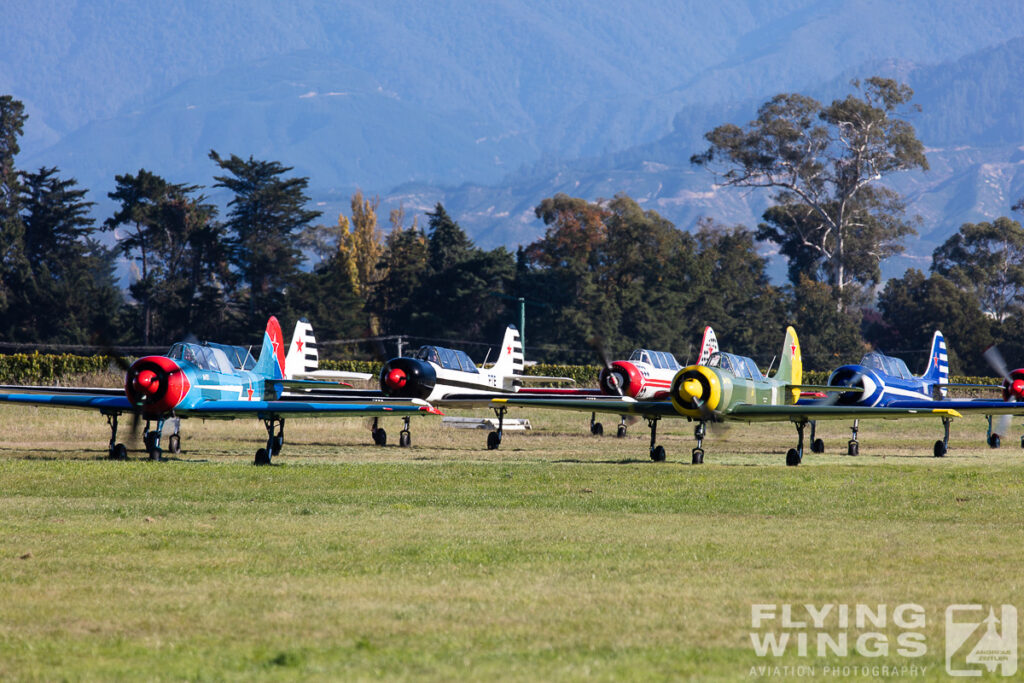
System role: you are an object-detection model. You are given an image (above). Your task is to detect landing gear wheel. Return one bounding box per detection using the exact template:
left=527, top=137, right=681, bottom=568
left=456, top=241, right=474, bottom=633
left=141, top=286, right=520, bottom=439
left=399, top=431, right=411, bottom=448
left=988, top=434, right=1001, bottom=449
left=167, top=434, right=181, bottom=455
left=254, top=448, right=271, bottom=466
left=691, top=448, right=704, bottom=465
left=591, top=422, right=603, bottom=436
left=786, top=448, right=801, bottom=466
left=650, top=445, right=666, bottom=462
left=109, top=443, right=127, bottom=460
left=148, top=447, right=163, bottom=461
left=1021, top=435, right=1024, bottom=449
left=847, top=440, right=859, bottom=456
left=933, top=440, right=947, bottom=458
left=271, top=435, right=284, bottom=456
left=144, top=432, right=157, bottom=451
left=811, top=438, right=825, bottom=454
left=372, top=428, right=387, bottom=447
left=616, top=424, right=627, bottom=438
left=487, top=431, right=500, bottom=450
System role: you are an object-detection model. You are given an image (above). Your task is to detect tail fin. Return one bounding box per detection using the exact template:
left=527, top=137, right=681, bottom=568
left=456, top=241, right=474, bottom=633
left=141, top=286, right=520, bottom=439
left=285, top=317, right=318, bottom=378
left=920, top=330, right=949, bottom=397
left=490, top=325, right=525, bottom=376
left=775, top=326, right=802, bottom=403
left=253, top=316, right=286, bottom=380
left=697, top=326, right=719, bottom=365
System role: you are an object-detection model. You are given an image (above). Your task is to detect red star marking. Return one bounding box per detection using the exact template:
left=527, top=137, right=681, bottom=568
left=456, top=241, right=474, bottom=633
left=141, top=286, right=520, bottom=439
left=247, top=383, right=254, bottom=400
left=296, top=339, right=303, bottom=352
left=791, top=344, right=797, bottom=356
left=934, top=356, right=939, bottom=367
left=507, top=345, right=512, bottom=354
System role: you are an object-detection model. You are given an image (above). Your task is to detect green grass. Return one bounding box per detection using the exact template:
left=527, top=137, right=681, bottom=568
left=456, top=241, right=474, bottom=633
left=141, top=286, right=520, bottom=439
left=1, top=406, right=1023, bottom=680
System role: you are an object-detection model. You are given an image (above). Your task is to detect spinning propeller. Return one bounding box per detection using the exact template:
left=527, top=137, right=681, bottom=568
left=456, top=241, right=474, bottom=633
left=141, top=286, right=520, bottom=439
left=589, top=336, right=626, bottom=397
left=983, top=345, right=1023, bottom=441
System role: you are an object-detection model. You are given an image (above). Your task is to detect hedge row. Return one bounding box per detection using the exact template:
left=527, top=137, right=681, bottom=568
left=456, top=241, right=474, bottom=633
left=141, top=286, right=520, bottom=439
left=0, top=353, right=117, bottom=384
left=0, top=354, right=1001, bottom=392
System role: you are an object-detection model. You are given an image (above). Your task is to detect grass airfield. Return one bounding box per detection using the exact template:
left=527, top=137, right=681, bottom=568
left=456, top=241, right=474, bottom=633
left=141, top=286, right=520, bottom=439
left=1, top=404, right=1023, bottom=681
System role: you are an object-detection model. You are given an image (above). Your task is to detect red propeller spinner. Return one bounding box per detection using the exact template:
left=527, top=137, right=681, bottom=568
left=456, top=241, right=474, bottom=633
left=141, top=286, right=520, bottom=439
left=124, top=356, right=190, bottom=415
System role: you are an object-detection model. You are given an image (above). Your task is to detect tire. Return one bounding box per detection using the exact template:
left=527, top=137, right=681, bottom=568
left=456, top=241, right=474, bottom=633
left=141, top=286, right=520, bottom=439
left=272, top=435, right=284, bottom=456
left=109, top=443, right=128, bottom=460
left=616, top=425, right=627, bottom=438
left=167, top=434, right=181, bottom=454
left=847, top=440, right=859, bottom=457
left=487, top=431, right=500, bottom=450
left=254, top=448, right=271, bottom=465
left=591, top=422, right=603, bottom=436
left=144, top=432, right=157, bottom=451
left=988, top=434, right=1001, bottom=449
left=811, top=438, right=824, bottom=454
left=650, top=445, right=666, bottom=462
left=933, top=440, right=946, bottom=458
left=691, top=448, right=704, bottom=465
left=399, top=431, right=411, bottom=448
left=1021, top=435, right=1024, bottom=449
left=373, top=429, right=387, bottom=447
left=786, top=448, right=801, bottom=466
left=148, top=447, right=163, bottom=461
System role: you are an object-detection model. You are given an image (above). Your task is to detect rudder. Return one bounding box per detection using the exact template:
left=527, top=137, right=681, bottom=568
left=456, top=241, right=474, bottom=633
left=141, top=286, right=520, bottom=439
left=491, top=325, right=524, bottom=376
left=285, top=318, right=318, bottom=378
left=774, top=326, right=802, bottom=403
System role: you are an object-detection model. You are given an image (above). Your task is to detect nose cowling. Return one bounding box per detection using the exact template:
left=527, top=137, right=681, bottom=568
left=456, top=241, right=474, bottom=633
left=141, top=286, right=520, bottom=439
left=670, top=365, right=722, bottom=417
left=124, top=356, right=190, bottom=416
left=379, top=358, right=436, bottom=399
left=1004, top=371, right=1024, bottom=401
left=828, top=365, right=882, bottom=406
left=598, top=361, right=643, bottom=397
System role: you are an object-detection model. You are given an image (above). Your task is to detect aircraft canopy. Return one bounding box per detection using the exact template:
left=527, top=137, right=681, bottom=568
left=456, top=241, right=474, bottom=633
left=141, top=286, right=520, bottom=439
left=859, top=351, right=914, bottom=379
left=628, top=349, right=681, bottom=371
left=413, top=346, right=480, bottom=374
left=168, top=343, right=241, bottom=374
left=708, top=352, right=763, bottom=380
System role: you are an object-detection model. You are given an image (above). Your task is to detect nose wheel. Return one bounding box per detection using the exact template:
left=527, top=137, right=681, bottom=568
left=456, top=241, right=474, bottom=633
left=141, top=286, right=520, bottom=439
left=143, top=418, right=166, bottom=461
left=616, top=417, right=628, bottom=438
left=370, top=417, right=387, bottom=446
left=691, top=421, right=706, bottom=464
left=399, top=416, right=412, bottom=447
left=847, top=419, right=860, bottom=456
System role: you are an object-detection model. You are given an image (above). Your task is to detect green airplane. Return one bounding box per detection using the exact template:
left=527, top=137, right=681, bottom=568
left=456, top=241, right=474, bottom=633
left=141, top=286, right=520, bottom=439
left=487, top=327, right=960, bottom=465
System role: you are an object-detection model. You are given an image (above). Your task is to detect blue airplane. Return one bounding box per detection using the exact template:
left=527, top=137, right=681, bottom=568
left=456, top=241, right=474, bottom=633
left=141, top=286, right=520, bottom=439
left=818, top=331, right=1022, bottom=456
left=0, top=317, right=441, bottom=464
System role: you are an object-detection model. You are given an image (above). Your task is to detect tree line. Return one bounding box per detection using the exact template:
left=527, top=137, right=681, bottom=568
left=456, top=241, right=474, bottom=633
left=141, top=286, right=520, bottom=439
left=1, top=80, right=1022, bottom=375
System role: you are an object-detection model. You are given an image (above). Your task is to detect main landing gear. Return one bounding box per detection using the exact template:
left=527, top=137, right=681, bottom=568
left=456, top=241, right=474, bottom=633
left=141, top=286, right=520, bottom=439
left=106, top=413, right=128, bottom=460
left=589, top=412, right=603, bottom=436
left=648, top=417, right=665, bottom=462
left=933, top=416, right=951, bottom=458
left=487, top=406, right=506, bottom=450
left=255, top=417, right=285, bottom=465
left=370, top=416, right=413, bottom=448
left=786, top=419, right=808, bottom=466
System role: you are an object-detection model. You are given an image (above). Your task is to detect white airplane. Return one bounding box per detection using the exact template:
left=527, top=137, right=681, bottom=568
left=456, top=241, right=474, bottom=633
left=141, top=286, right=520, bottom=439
left=283, top=320, right=574, bottom=448
left=578, top=326, right=719, bottom=437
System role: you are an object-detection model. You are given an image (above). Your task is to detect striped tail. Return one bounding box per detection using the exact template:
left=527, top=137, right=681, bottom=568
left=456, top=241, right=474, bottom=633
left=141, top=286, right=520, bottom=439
left=921, top=330, right=948, bottom=397
left=491, top=325, right=525, bottom=376
left=697, top=326, right=719, bottom=365
left=284, top=318, right=318, bottom=379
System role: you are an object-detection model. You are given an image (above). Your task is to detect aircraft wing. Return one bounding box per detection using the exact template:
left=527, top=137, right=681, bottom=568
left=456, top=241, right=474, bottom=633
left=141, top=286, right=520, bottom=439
left=883, top=398, right=1024, bottom=415
left=724, top=404, right=962, bottom=422
left=479, top=396, right=680, bottom=417
left=0, top=392, right=441, bottom=418
left=0, top=393, right=132, bottom=412
left=0, top=384, right=123, bottom=396
left=176, top=400, right=442, bottom=419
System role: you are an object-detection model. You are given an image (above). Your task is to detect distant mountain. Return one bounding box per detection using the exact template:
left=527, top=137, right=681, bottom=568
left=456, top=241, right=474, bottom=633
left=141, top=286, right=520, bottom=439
left=5, top=0, right=1024, bottom=280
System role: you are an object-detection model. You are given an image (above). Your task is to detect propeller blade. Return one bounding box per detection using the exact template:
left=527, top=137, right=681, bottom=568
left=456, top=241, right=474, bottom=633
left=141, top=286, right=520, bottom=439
left=984, top=345, right=1012, bottom=383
